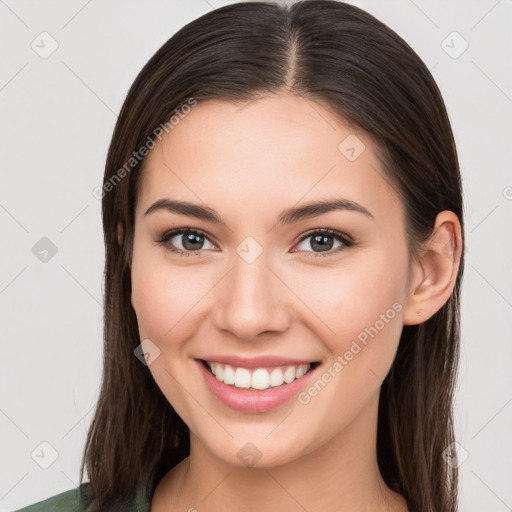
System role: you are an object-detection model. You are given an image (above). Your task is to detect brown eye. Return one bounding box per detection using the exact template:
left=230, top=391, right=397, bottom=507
left=156, top=228, right=216, bottom=256
left=293, top=229, right=354, bottom=257
left=156, top=227, right=354, bottom=258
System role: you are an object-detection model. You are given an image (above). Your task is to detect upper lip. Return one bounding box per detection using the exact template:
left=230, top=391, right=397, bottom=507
left=198, top=355, right=318, bottom=369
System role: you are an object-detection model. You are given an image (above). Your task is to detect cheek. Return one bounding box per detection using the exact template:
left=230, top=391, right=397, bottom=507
left=132, top=267, right=195, bottom=342
left=131, top=244, right=218, bottom=349
left=290, top=256, right=407, bottom=440
left=288, top=251, right=408, bottom=405
left=130, top=250, right=211, bottom=423
left=299, top=254, right=406, bottom=342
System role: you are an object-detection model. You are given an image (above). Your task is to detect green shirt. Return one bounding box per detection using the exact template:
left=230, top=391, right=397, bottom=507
left=12, top=483, right=151, bottom=512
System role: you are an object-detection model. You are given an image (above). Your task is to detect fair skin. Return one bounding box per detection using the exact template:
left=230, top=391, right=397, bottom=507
left=122, top=94, right=462, bottom=511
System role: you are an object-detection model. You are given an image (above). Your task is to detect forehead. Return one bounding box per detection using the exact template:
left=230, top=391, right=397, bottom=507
left=136, top=95, right=404, bottom=230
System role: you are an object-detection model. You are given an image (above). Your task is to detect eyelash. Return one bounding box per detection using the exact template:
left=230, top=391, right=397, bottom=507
left=155, top=227, right=355, bottom=258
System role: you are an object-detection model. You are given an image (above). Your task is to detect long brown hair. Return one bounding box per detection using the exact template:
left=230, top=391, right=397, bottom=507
left=79, top=2, right=465, bottom=511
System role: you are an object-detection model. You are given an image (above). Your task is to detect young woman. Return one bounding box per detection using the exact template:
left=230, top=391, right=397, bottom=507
left=15, top=1, right=464, bottom=511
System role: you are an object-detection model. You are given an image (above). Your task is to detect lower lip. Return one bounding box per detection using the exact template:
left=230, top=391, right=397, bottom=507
left=196, top=359, right=319, bottom=413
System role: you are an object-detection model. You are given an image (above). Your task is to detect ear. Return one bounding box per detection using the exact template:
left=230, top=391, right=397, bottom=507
left=117, top=221, right=124, bottom=247
left=402, top=211, right=463, bottom=325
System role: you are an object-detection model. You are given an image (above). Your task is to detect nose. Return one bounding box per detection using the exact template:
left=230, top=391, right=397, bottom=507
left=212, top=252, right=293, bottom=342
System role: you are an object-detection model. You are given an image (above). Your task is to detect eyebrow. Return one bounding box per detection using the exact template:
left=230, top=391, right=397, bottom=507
left=144, top=198, right=374, bottom=225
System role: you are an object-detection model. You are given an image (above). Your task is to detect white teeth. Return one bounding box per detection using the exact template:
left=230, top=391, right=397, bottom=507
left=251, top=368, right=270, bottom=390
left=234, top=367, right=251, bottom=388
left=223, top=364, right=235, bottom=385
left=207, top=361, right=311, bottom=390
left=295, top=365, right=307, bottom=379
left=214, top=362, right=224, bottom=382
left=283, top=366, right=296, bottom=383
left=269, top=368, right=284, bottom=387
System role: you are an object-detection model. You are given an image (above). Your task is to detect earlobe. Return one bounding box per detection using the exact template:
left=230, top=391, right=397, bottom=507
left=402, top=211, right=462, bottom=326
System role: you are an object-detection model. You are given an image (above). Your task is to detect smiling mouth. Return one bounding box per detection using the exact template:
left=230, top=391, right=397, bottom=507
left=199, top=359, right=320, bottom=391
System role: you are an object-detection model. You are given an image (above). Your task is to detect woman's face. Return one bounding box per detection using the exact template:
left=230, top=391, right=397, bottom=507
left=130, top=95, right=411, bottom=468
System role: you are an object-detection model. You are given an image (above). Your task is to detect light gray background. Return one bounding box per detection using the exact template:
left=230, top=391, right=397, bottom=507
left=1, top=0, right=511, bottom=510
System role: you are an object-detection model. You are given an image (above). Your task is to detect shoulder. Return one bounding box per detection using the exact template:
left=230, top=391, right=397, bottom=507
left=11, top=484, right=91, bottom=512
left=11, top=482, right=150, bottom=512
